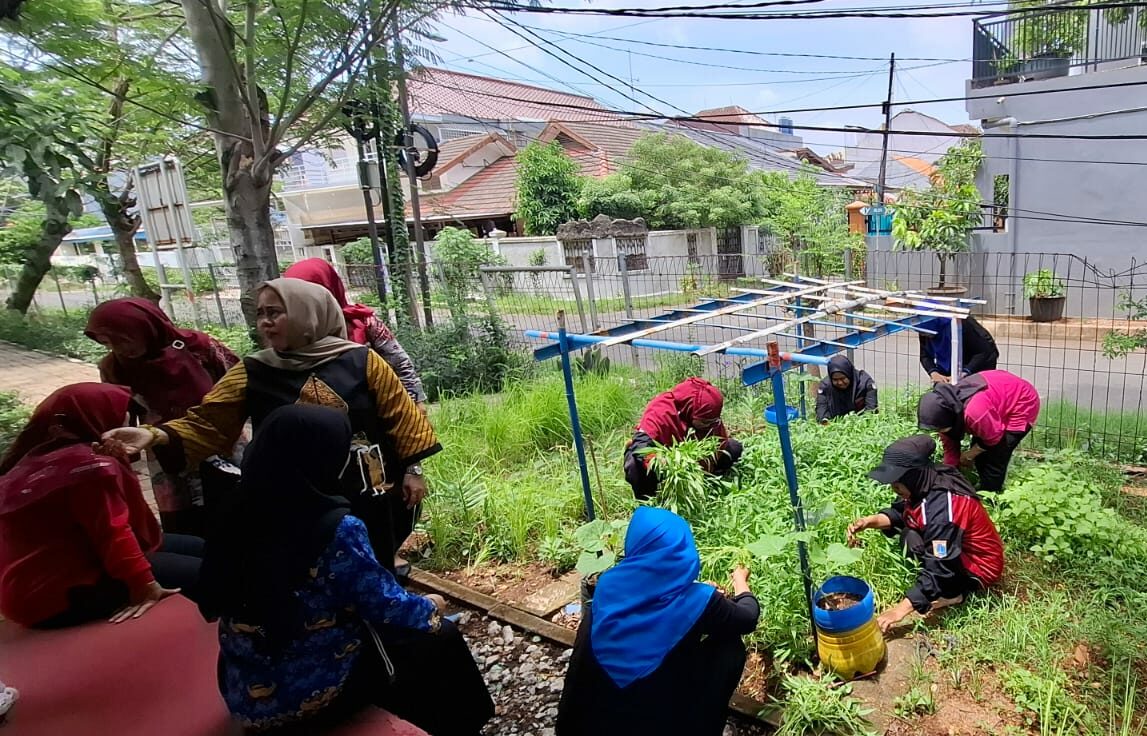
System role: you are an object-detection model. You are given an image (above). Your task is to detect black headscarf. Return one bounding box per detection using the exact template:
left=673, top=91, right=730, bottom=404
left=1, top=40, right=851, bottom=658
left=197, top=404, right=353, bottom=642
left=917, top=373, right=988, bottom=446
left=821, top=354, right=875, bottom=418
left=899, top=463, right=981, bottom=503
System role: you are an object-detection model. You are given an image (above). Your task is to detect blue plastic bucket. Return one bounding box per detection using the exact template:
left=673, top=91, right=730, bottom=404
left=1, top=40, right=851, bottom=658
left=813, top=575, right=876, bottom=633
left=764, top=404, right=799, bottom=425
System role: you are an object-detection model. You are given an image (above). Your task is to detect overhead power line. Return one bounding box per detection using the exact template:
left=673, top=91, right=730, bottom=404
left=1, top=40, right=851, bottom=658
left=479, top=0, right=1146, bottom=21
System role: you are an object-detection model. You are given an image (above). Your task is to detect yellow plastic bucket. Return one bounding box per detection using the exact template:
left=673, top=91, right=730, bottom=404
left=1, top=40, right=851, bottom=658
left=815, top=618, right=887, bottom=680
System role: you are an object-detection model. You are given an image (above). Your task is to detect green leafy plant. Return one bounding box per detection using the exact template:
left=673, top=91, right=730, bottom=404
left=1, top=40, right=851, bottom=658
left=0, top=391, right=30, bottom=456
left=644, top=437, right=728, bottom=520
left=574, top=345, right=611, bottom=377
left=432, top=226, right=508, bottom=320
left=396, top=317, right=529, bottom=403
left=1023, top=269, right=1066, bottom=299
left=140, top=267, right=218, bottom=296
left=574, top=518, right=629, bottom=578
left=1013, top=1, right=1087, bottom=58
left=340, top=238, right=375, bottom=266
left=891, top=140, right=984, bottom=289
left=893, top=685, right=936, bottom=719
left=1103, top=292, right=1147, bottom=358
left=995, top=458, right=1147, bottom=564
left=515, top=140, right=581, bottom=236
left=774, top=673, right=875, bottom=736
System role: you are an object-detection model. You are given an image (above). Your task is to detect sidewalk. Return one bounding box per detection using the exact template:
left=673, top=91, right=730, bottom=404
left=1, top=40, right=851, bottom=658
left=0, top=340, right=99, bottom=404
left=0, top=341, right=157, bottom=513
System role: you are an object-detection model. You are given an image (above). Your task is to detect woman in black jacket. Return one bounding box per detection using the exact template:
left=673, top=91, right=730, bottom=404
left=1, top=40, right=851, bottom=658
left=919, top=315, right=999, bottom=384
left=556, top=507, right=759, bottom=736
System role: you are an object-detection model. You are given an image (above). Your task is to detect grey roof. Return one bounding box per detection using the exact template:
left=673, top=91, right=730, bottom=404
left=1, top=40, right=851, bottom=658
left=641, top=121, right=869, bottom=188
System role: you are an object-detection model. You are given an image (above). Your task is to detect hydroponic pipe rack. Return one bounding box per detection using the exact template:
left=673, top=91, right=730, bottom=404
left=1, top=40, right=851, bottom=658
left=525, top=275, right=984, bottom=644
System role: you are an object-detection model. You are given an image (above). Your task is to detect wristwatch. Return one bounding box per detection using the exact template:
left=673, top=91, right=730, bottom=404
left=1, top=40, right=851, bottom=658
left=405, top=463, right=424, bottom=477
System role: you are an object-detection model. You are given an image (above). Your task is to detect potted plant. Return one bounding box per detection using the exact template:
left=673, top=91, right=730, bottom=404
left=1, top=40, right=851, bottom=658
left=1014, top=1, right=1086, bottom=79
left=891, top=141, right=984, bottom=296
left=574, top=518, right=628, bottom=612
left=1024, top=268, right=1066, bottom=322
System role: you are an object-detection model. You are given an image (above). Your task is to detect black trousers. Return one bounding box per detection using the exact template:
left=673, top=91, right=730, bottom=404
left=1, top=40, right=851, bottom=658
left=974, top=429, right=1030, bottom=492
left=256, top=619, right=493, bottom=736
left=35, top=534, right=205, bottom=628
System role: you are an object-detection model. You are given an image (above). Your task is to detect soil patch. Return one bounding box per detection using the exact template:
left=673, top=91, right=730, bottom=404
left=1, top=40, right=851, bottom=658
left=440, top=562, right=566, bottom=609
left=817, top=592, right=863, bottom=611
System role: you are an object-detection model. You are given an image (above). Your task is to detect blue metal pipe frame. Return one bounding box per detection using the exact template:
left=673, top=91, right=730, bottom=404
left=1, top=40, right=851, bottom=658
left=557, top=321, right=598, bottom=522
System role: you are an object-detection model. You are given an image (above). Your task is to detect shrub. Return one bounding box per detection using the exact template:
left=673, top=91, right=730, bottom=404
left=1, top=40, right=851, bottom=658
left=140, top=267, right=218, bottom=296
left=0, top=391, right=30, bottom=456
left=397, top=317, right=529, bottom=402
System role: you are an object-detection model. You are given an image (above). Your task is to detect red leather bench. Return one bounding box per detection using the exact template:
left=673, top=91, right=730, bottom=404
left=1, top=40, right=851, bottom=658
left=0, top=596, right=427, bottom=735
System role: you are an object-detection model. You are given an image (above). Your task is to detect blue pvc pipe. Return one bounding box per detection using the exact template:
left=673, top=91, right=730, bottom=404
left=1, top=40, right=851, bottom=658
left=558, top=324, right=597, bottom=521
left=770, top=366, right=817, bottom=642
left=525, top=330, right=830, bottom=366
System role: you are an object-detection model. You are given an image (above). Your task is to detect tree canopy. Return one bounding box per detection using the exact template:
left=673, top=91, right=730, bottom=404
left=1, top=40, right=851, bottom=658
left=515, top=140, right=582, bottom=236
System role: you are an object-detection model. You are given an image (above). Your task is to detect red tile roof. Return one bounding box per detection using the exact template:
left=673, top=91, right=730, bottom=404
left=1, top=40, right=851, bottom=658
left=410, top=122, right=646, bottom=222
left=681, top=105, right=774, bottom=133
left=407, top=68, right=620, bottom=123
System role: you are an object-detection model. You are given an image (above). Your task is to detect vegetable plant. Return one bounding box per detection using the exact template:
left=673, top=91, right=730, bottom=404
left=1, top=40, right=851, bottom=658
left=574, top=518, right=628, bottom=578
left=1023, top=269, right=1066, bottom=299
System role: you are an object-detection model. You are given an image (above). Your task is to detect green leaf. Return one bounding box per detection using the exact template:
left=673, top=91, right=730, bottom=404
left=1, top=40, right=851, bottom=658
left=747, top=533, right=790, bottom=561
left=823, top=542, right=863, bottom=568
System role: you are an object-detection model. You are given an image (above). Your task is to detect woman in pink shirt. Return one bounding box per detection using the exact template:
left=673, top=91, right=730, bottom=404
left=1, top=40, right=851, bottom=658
left=917, top=369, right=1040, bottom=492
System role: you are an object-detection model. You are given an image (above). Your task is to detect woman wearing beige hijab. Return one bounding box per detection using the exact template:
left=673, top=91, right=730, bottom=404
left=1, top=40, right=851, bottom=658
left=103, top=279, right=439, bottom=571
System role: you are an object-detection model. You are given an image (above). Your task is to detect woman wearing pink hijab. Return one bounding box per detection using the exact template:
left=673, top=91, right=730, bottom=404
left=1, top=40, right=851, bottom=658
left=284, top=259, right=426, bottom=414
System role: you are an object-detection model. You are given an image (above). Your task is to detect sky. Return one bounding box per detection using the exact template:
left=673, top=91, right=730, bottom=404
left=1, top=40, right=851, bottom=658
left=424, top=0, right=980, bottom=155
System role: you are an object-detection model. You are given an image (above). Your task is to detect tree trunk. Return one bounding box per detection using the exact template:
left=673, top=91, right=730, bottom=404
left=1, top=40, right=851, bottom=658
left=181, top=0, right=279, bottom=328
left=938, top=254, right=948, bottom=289
left=94, top=178, right=158, bottom=302
left=5, top=198, right=71, bottom=313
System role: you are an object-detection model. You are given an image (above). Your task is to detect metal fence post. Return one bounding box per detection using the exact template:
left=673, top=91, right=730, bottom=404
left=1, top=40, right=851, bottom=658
left=89, top=278, right=99, bottom=307
left=618, top=253, right=639, bottom=365
left=583, top=259, right=599, bottom=331
left=207, top=264, right=228, bottom=328
left=478, top=268, right=499, bottom=322
left=52, top=271, right=67, bottom=315
left=844, top=248, right=855, bottom=364
left=567, top=266, right=589, bottom=334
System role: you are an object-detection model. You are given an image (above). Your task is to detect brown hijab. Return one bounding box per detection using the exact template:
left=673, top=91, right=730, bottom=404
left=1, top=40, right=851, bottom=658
left=246, top=278, right=361, bottom=372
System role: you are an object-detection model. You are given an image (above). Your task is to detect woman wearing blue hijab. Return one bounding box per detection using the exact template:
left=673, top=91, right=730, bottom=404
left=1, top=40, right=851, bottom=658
left=556, top=507, right=759, bottom=736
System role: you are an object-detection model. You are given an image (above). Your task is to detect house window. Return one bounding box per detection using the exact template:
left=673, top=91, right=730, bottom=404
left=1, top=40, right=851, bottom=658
left=616, top=235, right=648, bottom=272
left=993, top=174, right=1009, bottom=233
left=562, top=238, right=595, bottom=274
left=439, top=128, right=483, bottom=142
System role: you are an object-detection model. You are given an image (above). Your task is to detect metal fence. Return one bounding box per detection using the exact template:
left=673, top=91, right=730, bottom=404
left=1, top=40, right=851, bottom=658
left=473, top=251, right=1147, bottom=463
left=7, top=249, right=1144, bottom=462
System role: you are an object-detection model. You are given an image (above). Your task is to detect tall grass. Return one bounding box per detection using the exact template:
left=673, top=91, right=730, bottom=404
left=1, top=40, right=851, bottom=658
left=1033, top=399, right=1147, bottom=465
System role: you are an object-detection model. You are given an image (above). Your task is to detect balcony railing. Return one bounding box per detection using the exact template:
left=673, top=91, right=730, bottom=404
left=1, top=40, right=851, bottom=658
left=972, top=3, right=1147, bottom=88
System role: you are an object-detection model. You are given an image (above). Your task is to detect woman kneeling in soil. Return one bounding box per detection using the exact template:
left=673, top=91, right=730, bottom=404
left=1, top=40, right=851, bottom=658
left=623, top=378, right=743, bottom=500
left=815, top=354, right=878, bottom=424
left=556, top=507, right=759, bottom=736
left=197, top=405, right=492, bottom=735
left=847, top=435, right=1004, bottom=633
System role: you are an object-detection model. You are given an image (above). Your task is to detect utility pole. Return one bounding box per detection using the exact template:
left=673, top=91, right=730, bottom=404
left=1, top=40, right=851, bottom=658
left=875, top=53, right=896, bottom=204
left=392, top=12, right=434, bottom=328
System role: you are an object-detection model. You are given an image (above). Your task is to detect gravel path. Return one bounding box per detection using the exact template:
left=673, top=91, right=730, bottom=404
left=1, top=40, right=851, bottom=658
left=450, top=609, right=770, bottom=736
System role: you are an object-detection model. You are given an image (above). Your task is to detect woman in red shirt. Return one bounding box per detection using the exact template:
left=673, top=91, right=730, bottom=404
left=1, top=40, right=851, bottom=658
left=0, top=384, right=201, bottom=627
left=917, top=369, right=1040, bottom=492
left=623, top=378, right=743, bottom=500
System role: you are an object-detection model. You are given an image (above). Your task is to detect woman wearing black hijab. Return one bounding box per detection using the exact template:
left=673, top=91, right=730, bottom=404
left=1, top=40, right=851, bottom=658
left=815, top=354, right=878, bottom=424
left=846, top=435, right=1004, bottom=633
left=197, top=405, right=492, bottom=735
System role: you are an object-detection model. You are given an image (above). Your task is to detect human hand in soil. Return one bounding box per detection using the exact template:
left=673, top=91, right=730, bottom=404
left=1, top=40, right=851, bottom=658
left=930, top=372, right=949, bottom=384
left=846, top=517, right=872, bottom=547
left=110, top=581, right=179, bottom=624
left=730, top=566, right=751, bottom=596
left=876, top=598, right=916, bottom=633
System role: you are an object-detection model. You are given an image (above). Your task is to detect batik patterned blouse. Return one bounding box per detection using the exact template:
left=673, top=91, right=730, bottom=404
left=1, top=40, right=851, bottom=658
left=217, top=515, right=437, bottom=732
